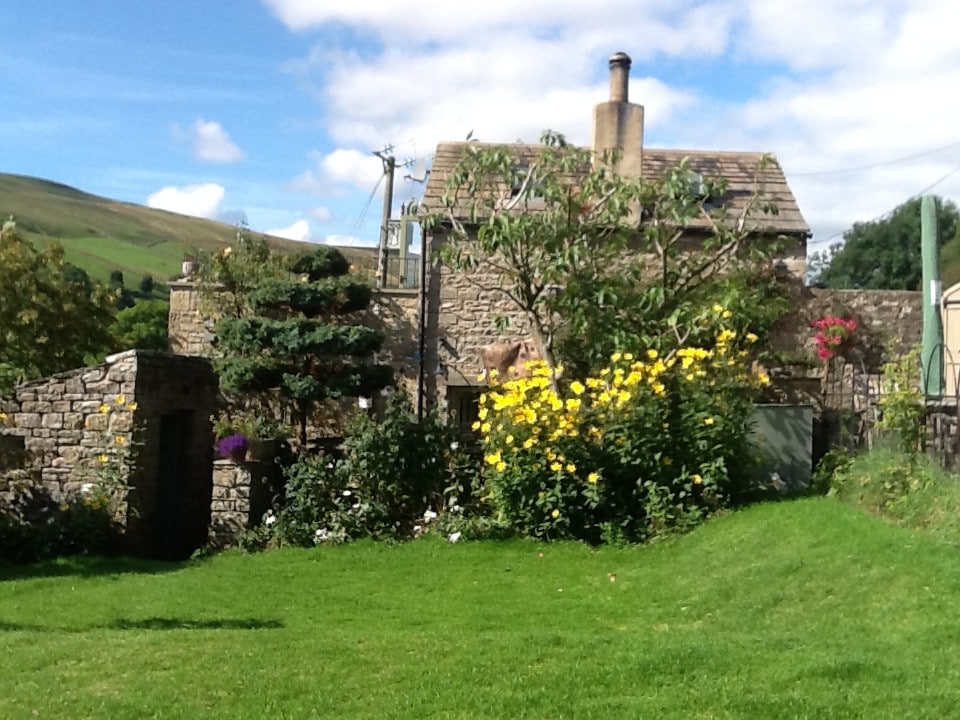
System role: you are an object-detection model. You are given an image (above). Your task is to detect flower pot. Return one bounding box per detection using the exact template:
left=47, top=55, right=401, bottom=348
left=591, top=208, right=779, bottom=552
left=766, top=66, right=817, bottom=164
left=245, top=438, right=278, bottom=463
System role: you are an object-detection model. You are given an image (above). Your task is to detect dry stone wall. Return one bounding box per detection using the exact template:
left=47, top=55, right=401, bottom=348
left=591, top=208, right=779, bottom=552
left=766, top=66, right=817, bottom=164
left=0, top=350, right=219, bottom=559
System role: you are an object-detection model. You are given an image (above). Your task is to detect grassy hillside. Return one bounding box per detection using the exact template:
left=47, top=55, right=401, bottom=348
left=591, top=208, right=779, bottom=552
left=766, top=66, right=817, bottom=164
left=0, top=173, right=376, bottom=286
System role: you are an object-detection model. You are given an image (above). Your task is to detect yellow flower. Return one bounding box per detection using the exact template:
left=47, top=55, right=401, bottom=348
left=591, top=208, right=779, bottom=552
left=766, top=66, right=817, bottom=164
left=478, top=407, right=488, bottom=420
left=471, top=421, right=481, bottom=431
left=746, top=332, right=758, bottom=344
left=126, top=402, right=138, bottom=411
left=0, top=412, right=6, bottom=424
left=551, top=509, right=560, bottom=519
left=623, top=353, right=634, bottom=361
left=98, top=454, right=109, bottom=464
left=570, top=380, right=585, bottom=396
left=484, top=450, right=502, bottom=465
left=115, top=394, right=126, bottom=406
left=703, top=417, right=715, bottom=426
left=587, top=472, right=599, bottom=484
left=98, top=403, right=109, bottom=414
left=523, top=437, right=536, bottom=449
left=480, top=422, right=491, bottom=433
left=662, top=456, right=673, bottom=466
left=59, top=503, right=70, bottom=512
left=646, top=349, right=658, bottom=359
left=611, top=352, right=622, bottom=362
left=114, top=434, right=126, bottom=445
left=692, top=474, right=703, bottom=485
left=565, top=463, right=576, bottom=473
left=550, top=462, right=562, bottom=472
left=712, top=304, right=724, bottom=313
left=565, top=398, right=581, bottom=412
left=722, top=310, right=732, bottom=319
left=495, top=461, right=506, bottom=472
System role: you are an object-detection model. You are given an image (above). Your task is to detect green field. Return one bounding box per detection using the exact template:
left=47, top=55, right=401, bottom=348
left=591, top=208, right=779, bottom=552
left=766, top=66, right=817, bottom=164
left=0, top=172, right=375, bottom=286
left=2, top=498, right=959, bottom=719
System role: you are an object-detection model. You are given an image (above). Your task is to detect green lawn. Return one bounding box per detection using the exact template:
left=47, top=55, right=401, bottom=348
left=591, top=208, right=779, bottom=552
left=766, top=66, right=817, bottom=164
left=3, top=498, right=960, bottom=719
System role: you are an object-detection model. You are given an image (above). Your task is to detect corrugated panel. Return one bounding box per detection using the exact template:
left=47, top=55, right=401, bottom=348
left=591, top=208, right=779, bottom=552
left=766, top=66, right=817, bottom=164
left=751, top=404, right=813, bottom=494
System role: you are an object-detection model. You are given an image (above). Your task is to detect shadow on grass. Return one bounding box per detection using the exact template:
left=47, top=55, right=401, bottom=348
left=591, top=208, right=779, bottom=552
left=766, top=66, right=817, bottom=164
left=0, top=617, right=283, bottom=632
left=0, top=556, right=190, bottom=583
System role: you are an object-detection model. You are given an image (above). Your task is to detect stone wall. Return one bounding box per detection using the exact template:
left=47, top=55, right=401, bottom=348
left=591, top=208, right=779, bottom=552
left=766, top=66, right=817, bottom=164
left=166, top=258, right=927, bottom=419
left=209, top=458, right=280, bottom=548
left=168, top=280, right=215, bottom=356
left=0, top=350, right=219, bottom=559
left=770, top=285, right=922, bottom=371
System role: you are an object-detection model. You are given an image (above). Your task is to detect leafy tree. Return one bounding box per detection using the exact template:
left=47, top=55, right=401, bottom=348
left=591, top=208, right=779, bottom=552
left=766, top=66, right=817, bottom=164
left=810, top=197, right=960, bottom=290
left=138, top=274, right=155, bottom=296
left=202, top=235, right=392, bottom=448
left=111, top=300, right=169, bottom=351
left=426, top=132, right=787, bottom=376
left=0, top=219, right=114, bottom=390
left=63, top=263, right=93, bottom=297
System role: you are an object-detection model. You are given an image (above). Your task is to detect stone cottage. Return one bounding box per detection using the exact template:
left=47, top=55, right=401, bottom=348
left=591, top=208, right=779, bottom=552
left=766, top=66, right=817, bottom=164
left=416, top=51, right=811, bottom=434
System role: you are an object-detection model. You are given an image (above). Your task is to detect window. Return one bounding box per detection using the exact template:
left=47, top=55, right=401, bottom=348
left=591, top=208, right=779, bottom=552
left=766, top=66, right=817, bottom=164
left=447, top=385, right=483, bottom=441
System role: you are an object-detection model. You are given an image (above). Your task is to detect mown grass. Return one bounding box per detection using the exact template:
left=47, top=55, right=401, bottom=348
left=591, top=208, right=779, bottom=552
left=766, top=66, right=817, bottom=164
left=3, top=498, right=960, bottom=718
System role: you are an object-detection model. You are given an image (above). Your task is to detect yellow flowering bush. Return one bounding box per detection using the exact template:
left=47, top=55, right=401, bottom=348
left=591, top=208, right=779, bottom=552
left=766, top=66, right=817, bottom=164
left=475, top=313, right=770, bottom=542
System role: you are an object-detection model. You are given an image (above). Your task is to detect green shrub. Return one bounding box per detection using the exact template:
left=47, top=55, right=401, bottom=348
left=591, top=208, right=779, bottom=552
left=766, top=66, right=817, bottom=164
left=0, top=472, right=120, bottom=563
left=877, top=346, right=926, bottom=455
left=259, top=392, right=472, bottom=546
left=476, top=311, right=768, bottom=543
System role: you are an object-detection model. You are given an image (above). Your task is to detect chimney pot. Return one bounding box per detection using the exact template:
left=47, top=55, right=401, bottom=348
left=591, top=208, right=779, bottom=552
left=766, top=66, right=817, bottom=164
left=608, top=51, right=631, bottom=103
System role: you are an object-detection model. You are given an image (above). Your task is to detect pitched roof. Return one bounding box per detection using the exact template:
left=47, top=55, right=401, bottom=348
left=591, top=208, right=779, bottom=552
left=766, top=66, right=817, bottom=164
left=421, top=142, right=810, bottom=237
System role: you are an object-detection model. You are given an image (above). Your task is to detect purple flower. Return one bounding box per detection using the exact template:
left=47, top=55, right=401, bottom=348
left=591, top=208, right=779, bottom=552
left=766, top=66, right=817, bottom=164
left=216, top=433, right=249, bottom=458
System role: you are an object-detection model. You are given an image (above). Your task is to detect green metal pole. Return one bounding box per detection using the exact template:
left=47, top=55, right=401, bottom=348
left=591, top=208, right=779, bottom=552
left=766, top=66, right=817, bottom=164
left=921, top=195, right=943, bottom=397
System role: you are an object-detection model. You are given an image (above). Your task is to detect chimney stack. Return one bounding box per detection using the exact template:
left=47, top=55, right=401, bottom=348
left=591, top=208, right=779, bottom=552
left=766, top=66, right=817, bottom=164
left=592, top=51, right=644, bottom=179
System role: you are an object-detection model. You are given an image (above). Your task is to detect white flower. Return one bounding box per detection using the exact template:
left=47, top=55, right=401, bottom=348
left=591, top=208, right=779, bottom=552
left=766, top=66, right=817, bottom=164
left=352, top=502, right=360, bottom=510
left=448, top=531, right=462, bottom=544
left=265, top=514, right=276, bottom=526
left=80, top=483, right=95, bottom=495
left=314, top=528, right=330, bottom=543
left=423, top=509, right=438, bottom=522
left=413, top=524, right=422, bottom=535
left=450, top=441, right=459, bottom=451
left=342, top=489, right=352, bottom=496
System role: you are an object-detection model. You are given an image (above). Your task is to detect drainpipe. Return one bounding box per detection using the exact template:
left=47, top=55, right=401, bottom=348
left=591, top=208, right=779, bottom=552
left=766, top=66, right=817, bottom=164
left=416, top=227, right=428, bottom=420
left=921, top=195, right=944, bottom=397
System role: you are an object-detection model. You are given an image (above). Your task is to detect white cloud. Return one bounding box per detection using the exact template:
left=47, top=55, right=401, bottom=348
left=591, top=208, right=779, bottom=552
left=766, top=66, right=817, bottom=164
left=146, top=183, right=225, bottom=219
left=308, top=206, right=332, bottom=222
left=190, top=119, right=245, bottom=163
left=285, top=149, right=384, bottom=197
left=267, top=218, right=311, bottom=241
left=320, top=234, right=376, bottom=247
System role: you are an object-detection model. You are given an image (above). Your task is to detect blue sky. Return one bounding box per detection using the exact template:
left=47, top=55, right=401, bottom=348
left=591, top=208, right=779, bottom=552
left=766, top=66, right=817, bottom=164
left=4, top=0, right=959, bottom=251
